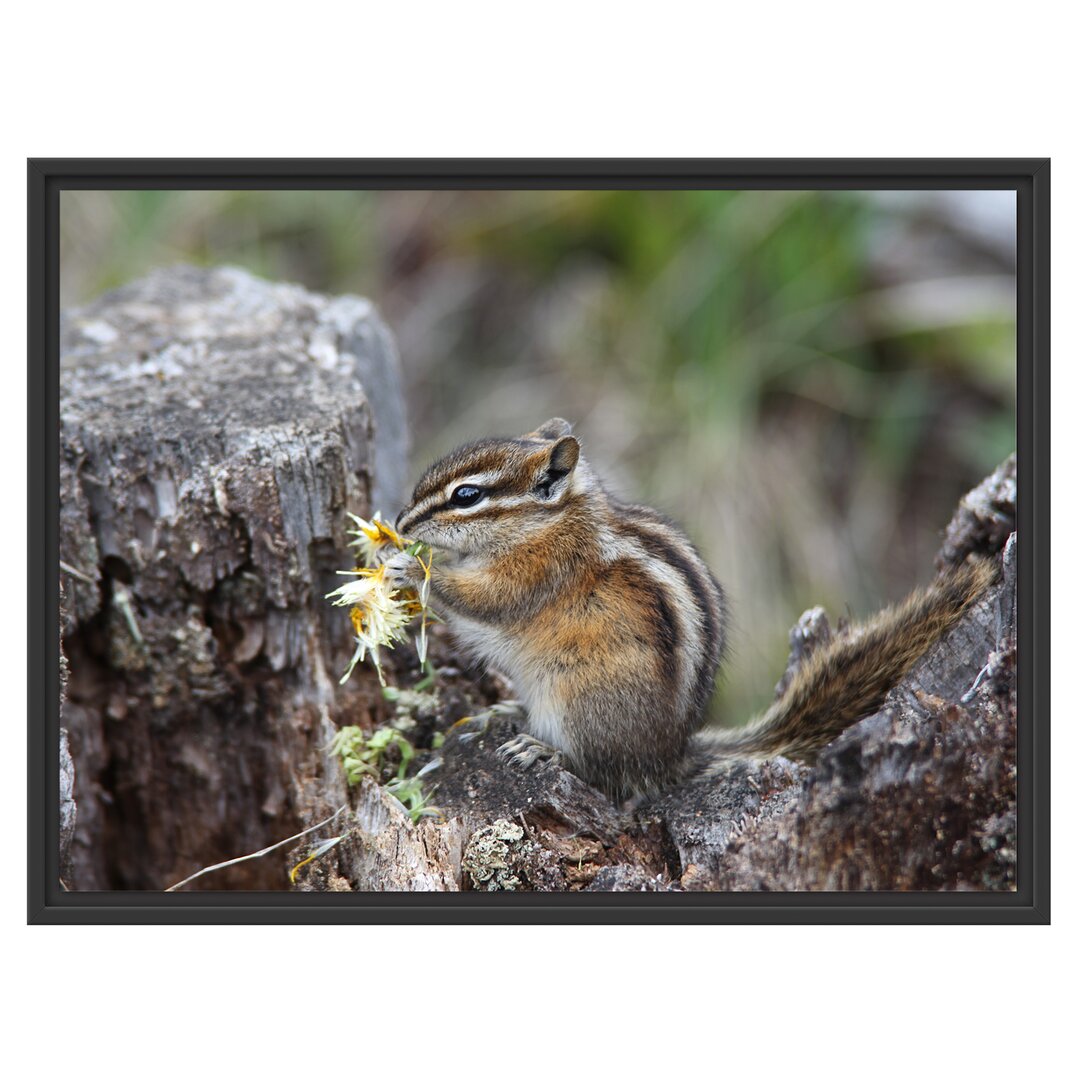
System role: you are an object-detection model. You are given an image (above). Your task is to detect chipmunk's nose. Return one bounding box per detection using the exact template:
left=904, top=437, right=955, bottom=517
left=394, top=509, right=406, bottom=532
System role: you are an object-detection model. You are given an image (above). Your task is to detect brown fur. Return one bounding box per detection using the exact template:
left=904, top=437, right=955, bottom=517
left=426, top=500, right=599, bottom=621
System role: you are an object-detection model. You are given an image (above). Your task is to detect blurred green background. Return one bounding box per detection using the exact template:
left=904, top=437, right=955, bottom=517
left=60, top=188, right=1016, bottom=723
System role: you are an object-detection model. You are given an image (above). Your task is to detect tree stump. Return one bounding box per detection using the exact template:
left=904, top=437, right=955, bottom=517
left=60, top=266, right=408, bottom=889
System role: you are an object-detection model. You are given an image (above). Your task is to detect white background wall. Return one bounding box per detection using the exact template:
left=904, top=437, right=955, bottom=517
left=3, top=4, right=1068, bottom=1078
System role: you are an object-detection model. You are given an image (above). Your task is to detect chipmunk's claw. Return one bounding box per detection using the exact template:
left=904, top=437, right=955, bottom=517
left=451, top=701, right=527, bottom=742
left=451, top=713, right=490, bottom=743
left=497, top=733, right=564, bottom=771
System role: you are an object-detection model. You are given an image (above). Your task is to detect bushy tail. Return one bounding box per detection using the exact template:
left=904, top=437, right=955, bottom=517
left=698, top=559, right=998, bottom=764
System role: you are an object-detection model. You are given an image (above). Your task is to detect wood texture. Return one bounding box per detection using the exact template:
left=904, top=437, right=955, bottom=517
left=60, top=267, right=407, bottom=888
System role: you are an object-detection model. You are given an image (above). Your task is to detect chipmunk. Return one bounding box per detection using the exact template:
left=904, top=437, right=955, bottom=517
left=383, top=418, right=997, bottom=801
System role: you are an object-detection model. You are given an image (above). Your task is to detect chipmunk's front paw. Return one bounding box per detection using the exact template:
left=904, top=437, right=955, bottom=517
left=497, top=733, right=564, bottom=771
left=382, top=549, right=424, bottom=591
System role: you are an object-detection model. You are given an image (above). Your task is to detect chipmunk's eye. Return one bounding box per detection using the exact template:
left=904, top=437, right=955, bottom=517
left=449, top=485, right=484, bottom=508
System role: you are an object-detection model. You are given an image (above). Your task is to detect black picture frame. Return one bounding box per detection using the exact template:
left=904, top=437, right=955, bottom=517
left=29, top=158, right=1050, bottom=924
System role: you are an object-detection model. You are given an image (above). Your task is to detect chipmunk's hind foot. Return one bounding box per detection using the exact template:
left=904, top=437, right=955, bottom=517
left=498, top=732, right=565, bottom=771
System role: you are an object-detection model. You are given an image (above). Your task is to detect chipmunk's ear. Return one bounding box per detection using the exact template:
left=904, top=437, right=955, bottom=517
left=533, top=436, right=579, bottom=499
left=526, top=417, right=573, bottom=440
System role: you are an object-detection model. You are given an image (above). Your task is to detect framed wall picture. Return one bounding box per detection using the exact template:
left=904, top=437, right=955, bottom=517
left=30, top=158, right=1048, bottom=923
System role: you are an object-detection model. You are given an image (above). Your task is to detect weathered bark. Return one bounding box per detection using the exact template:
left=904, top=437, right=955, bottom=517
left=937, top=454, right=1017, bottom=571
left=60, top=266, right=408, bottom=889
left=59, top=579, right=76, bottom=888
left=59, top=729, right=76, bottom=888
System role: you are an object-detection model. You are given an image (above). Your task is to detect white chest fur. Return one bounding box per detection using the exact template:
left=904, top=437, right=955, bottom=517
left=447, top=613, right=569, bottom=752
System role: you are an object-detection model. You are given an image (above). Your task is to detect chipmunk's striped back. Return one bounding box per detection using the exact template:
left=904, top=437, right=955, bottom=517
left=605, top=498, right=728, bottom=741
